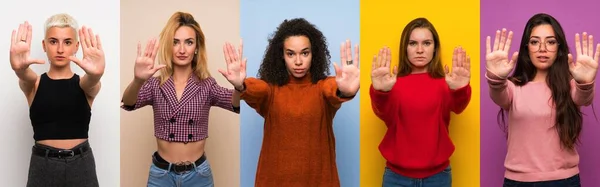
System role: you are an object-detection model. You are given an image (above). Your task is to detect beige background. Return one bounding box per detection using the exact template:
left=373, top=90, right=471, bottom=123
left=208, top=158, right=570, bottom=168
left=120, top=0, right=240, bottom=186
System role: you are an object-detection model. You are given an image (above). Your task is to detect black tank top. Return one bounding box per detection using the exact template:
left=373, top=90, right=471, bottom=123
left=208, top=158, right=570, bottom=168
left=29, top=73, right=91, bottom=141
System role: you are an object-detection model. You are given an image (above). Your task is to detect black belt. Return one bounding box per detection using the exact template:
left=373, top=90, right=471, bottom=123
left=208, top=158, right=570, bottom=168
left=152, top=152, right=206, bottom=173
left=32, top=144, right=90, bottom=159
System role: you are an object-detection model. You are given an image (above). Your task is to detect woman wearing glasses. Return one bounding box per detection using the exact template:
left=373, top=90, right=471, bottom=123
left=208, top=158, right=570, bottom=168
left=485, top=13, right=598, bottom=186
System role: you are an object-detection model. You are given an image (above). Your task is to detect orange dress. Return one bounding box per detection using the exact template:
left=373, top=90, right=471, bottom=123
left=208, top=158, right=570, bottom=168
left=241, top=74, right=353, bottom=187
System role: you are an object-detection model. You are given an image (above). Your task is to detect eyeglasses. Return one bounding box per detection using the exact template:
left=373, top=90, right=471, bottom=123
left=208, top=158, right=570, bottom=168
left=527, top=38, right=559, bottom=52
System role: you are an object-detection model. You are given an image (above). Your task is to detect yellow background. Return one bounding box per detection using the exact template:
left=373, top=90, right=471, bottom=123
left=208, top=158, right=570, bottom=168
left=359, top=0, right=481, bottom=186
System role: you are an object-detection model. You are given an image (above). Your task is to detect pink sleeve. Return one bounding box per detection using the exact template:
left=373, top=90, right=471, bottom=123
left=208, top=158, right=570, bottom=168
left=570, top=79, right=594, bottom=106
left=486, top=70, right=514, bottom=110
left=121, top=77, right=158, bottom=111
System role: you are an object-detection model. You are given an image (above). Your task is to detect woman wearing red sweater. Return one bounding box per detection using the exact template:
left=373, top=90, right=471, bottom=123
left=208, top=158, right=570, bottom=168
left=369, top=18, right=472, bottom=186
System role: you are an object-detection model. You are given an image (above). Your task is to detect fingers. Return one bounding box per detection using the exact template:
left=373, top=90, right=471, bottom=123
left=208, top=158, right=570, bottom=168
left=376, top=48, right=383, bottom=67
left=151, top=39, right=160, bottom=60
left=499, top=29, right=507, bottom=51
left=340, top=42, right=347, bottom=66
left=17, top=22, right=25, bottom=42
left=346, top=40, right=352, bottom=66
left=238, top=39, right=244, bottom=60
left=465, top=54, right=471, bottom=71
left=223, top=43, right=231, bottom=64
left=88, top=28, right=97, bottom=48
left=26, top=22, right=33, bottom=46
left=595, top=44, right=600, bottom=62
left=227, top=43, right=238, bottom=63
left=452, top=47, right=458, bottom=68
left=82, top=26, right=92, bottom=49
left=11, top=30, right=16, bottom=47
left=96, top=34, right=103, bottom=51
left=575, top=33, right=582, bottom=56
left=241, top=58, right=247, bottom=74
left=137, top=42, right=141, bottom=57
left=588, top=34, right=594, bottom=57
left=582, top=32, right=588, bottom=56
left=144, top=39, right=152, bottom=57
left=372, top=53, right=377, bottom=71
left=568, top=53, right=575, bottom=70
left=509, top=52, right=519, bottom=67
left=504, top=31, right=513, bottom=52
left=493, top=30, right=501, bottom=51
left=486, top=36, right=491, bottom=55
left=385, top=47, right=391, bottom=68
left=354, top=44, right=359, bottom=67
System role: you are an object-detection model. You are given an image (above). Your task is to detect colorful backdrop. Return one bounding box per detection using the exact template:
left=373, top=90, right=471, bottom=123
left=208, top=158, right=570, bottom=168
left=240, top=0, right=360, bottom=186
left=480, top=0, right=600, bottom=186
left=360, top=0, right=481, bottom=186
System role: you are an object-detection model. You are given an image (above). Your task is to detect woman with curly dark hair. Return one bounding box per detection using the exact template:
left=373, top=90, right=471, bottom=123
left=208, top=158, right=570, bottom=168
left=219, top=18, right=359, bottom=186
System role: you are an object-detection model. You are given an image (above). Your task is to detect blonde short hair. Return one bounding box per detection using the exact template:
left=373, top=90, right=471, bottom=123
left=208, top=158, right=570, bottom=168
left=44, top=13, right=79, bottom=41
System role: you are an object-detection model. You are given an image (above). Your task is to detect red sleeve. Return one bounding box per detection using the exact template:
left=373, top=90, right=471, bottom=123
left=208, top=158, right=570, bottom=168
left=449, top=83, right=471, bottom=114
left=370, top=84, right=393, bottom=123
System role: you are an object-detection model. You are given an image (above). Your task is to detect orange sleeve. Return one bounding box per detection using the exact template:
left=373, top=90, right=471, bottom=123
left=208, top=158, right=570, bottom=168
left=320, top=77, right=355, bottom=109
left=240, top=78, right=272, bottom=117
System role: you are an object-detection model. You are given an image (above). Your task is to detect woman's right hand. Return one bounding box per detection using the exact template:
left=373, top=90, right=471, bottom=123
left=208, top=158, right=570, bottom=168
left=371, top=47, right=397, bottom=92
left=485, top=28, right=518, bottom=78
left=134, top=38, right=165, bottom=83
left=10, top=21, right=45, bottom=71
left=220, top=39, right=247, bottom=91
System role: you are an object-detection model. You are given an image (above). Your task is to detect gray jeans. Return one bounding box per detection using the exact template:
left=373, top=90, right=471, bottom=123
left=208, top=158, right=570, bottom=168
left=26, top=140, right=99, bottom=187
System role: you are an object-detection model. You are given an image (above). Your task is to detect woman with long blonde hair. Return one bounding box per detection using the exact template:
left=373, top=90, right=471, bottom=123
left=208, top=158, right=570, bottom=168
left=121, top=12, right=240, bottom=187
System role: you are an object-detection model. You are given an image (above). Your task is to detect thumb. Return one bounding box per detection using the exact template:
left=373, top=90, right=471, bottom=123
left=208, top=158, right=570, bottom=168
left=444, top=64, right=450, bottom=75
left=29, top=58, right=46, bottom=65
left=509, top=52, right=519, bottom=66
left=152, top=64, right=166, bottom=72
left=241, top=58, right=247, bottom=74
left=218, top=69, right=228, bottom=78
left=568, top=53, right=575, bottom=70
left=68, top=56, right=82, bottom=67
left=333, top=63, right=341, bottom=76
left=392, top=66, right=398, bottom=77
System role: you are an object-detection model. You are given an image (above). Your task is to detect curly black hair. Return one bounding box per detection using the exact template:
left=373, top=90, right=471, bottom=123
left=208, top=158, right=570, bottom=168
left=257, top=18, right=331, bottom=86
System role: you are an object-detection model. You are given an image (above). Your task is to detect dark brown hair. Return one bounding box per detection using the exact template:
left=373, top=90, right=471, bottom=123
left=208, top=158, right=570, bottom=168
left=499, top=13, right=582, bottom=150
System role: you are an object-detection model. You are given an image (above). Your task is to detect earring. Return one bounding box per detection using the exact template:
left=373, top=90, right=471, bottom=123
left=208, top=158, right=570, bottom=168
left=194, top=51, right=198, bottom=54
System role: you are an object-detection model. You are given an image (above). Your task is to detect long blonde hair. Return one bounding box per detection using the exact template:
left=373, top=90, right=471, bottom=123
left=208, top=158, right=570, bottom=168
left=157, top=12, right=210, bottom=84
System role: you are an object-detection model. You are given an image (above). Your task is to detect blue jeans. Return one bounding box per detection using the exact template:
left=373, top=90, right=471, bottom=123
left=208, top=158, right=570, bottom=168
left=147, top=159, right=214, bottom=187
left=382, top=166, right=452, bottom=187
left=503, top=174, right=581, bottom=187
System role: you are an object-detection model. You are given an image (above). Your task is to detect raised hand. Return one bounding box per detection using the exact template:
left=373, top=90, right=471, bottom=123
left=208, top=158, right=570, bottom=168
left=219, top=39, right=246, bottom=90
left=568, top=32, right=600, bottom=84
left=486, top=28, right=518, bottom=78
left=334, top=39, right=360, bottom=96
left=69, top=26, right=105, bottom=77
left=445, top=47, right=471, bottom=90
left=133, top=38, right=165, bottom=82
left=10, top=21, right=45, bottom=71
left=371, top=46, right=397, bottom=92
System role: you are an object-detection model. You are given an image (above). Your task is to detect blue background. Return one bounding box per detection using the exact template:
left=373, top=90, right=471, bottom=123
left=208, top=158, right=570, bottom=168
left=240, top=0, right=360, bottom=186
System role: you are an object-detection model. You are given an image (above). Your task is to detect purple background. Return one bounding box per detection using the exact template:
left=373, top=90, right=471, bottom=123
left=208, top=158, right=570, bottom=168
left=480, top=0, right=600, bottom=186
